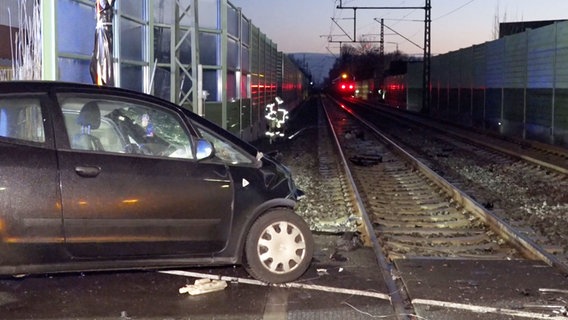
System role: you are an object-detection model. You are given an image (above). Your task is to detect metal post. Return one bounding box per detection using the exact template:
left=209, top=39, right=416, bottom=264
left=551, top=22, right=558, bottom=144
left=422, top=0, right=431, bottom=113
left=171, top=0, right=199, bottom=112
left=198, top=64, right=203, bottom=116
left=353, top=8, right=357, bottom=41
left=379, top=19, right=385, bottom=56
left=41, top=0, right=57, bottom=80
left=221, top=0, right=228, bottom=128
left=192, top=1, right=201, bottom=113
left=170, top=3, right=179, bottom=104
left=523, top=30, right=528, bottom=140
left=146, top=0, right=154, bottom=94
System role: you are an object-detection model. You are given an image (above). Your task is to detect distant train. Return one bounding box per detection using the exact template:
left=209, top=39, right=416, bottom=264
left=337, top=79, right=356, bottom=96
left=333, top=73, right=356, bottom=97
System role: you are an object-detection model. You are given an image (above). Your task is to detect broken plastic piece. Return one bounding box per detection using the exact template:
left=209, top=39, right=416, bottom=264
left=179, top=278, right=228, bottom=295
left=316, top=268, right=329, bottom=276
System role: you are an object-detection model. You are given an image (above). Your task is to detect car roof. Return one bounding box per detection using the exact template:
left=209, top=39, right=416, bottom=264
left=0, top=80, right=183, bottom=112
left=0, top=80, right=144, bottom=96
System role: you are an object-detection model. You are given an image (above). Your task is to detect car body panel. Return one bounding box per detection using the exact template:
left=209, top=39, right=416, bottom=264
left=57, top=150, right=233, bottom=258
left=0, top=93, right=66, bottom=266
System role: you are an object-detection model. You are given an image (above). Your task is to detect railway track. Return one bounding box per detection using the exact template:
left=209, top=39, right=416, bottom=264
left=323, top=100, right=527, bottom=261
left=318, top=96, right=568, bottom=319
left=330, top=97, right=568, bottom=267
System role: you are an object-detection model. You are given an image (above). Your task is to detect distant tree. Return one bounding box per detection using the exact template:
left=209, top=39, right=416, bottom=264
left=326, top=42, right=412, bottom=89
left=355, top=35, right=377, bottom=55
left=492, top=3, right=509, bottom=40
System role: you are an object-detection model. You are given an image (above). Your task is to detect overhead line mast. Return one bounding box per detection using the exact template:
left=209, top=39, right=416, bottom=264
left=423, top=0, right=431, bottom=113
left=334, top=0, right=432, bottom=112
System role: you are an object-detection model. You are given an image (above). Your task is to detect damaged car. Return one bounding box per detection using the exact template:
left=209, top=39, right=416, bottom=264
left=0, top=81, right=313, bottom=283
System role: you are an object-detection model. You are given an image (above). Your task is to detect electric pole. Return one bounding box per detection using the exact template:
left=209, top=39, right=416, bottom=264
left=423, top=0, right=431, bottom=113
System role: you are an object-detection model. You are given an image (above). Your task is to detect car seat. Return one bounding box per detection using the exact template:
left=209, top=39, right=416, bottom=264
left=72, top=101, right=104, bottom=151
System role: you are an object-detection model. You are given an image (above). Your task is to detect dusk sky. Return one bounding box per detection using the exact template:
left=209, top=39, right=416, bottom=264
left=230, top=0, right=568, bottom=56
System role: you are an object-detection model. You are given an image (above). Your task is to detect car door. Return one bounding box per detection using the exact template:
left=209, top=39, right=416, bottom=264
left=54, top=92, right=233, bottom=259
left=0, top=94, right=65, bottom=266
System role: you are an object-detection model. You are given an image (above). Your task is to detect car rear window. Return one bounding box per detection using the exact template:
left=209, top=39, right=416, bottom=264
left=0, top=97, right=45, bottom=143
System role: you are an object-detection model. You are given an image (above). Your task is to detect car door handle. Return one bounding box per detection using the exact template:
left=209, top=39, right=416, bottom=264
left=75, top=166, right=101, bottom=178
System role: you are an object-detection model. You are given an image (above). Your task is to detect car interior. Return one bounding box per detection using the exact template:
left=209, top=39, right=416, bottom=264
left=72, top=101, right=105, bottom=151
left=0, top=98, right=45, bottom=143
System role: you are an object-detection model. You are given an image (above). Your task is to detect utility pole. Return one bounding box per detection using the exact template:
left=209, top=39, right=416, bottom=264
left=423, top=0, right=431, bottom=113
left=379, top=18, right=384, bottom=58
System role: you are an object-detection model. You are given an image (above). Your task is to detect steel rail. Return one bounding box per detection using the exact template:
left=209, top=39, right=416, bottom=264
left=321, top=99, right=414, bottom=320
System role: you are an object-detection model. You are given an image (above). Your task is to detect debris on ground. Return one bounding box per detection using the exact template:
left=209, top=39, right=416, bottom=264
left=179, top=278, right=228, bottom=295
left=349, top=154, right=383, bottom=166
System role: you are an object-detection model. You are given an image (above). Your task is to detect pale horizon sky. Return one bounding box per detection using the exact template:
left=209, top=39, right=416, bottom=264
left=230, top=0, right=568, bottom=56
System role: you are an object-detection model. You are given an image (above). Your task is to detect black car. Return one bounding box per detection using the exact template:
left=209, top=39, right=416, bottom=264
left=0, top=81, right=313, bottom=283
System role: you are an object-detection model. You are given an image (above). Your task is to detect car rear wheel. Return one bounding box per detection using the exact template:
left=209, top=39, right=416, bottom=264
left=244, top=208, right=313, bottom=283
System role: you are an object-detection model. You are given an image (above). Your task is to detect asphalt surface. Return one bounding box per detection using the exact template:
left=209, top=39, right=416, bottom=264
left=0, top=234, right=394, bottom=319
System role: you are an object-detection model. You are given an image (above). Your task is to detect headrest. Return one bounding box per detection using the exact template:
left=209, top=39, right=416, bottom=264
left=77, top=101, right=101, bottom=129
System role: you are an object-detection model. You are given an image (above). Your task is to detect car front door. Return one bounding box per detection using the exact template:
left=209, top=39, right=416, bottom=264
left=54, top=93, right=233, bottom=259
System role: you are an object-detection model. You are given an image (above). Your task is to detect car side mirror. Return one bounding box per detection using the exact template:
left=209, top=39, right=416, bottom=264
left=195, top=138, right=214, bottom=160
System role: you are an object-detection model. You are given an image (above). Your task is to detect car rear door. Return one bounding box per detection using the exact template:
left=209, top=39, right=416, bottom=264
left=53, top=92, right=233, bottom=259
left=0, top=93, right=65, bottom=266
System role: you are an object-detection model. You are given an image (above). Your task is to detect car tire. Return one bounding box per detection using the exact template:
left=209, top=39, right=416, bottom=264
left=244, top=208, right=313, bottom=283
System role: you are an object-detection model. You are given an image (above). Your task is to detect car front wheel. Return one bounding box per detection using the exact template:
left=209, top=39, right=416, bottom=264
left=244, top=208, right=313, bottom=283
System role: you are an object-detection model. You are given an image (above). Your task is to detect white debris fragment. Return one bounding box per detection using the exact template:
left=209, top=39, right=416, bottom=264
left=539, top=288, right=568, bottom=294
left=338, top=267, right=344, bottom=273
left=316, top=268, right=329, bottom=276
left=179, top=278, right=228, bottom=295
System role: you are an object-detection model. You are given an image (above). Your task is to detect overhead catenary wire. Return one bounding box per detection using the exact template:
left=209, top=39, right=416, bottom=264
left=327, top=1, right=426, bottom=48
left=328, top=0, right=481, bottom=53
left=434, top=0, right=477, bottom=21
left=375, top=18, right=423, bottom=50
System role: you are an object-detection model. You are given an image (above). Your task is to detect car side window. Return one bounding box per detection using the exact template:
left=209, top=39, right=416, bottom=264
left=58, top=95, right=194, bottom=159
left=0, top=97, right=45, bottom=143
left=194, top=124, right=253, bottom=165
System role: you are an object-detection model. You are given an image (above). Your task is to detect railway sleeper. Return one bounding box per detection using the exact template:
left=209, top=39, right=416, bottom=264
left=385, top=240, right=503, bottom=256
left=363, top=184, right=435, bottom=192
left=373, top=219, right=472, bottom=229
left=386, top=233, right=492, bottom=245
left=365, top=195, right=435, bottom=206
left=388, top=252, right=514, bottom=260
left=376, top=211, right=467, bottom=223
left=374, top=206, right=463, bottom=217
left=371, top=200, right=453, bottom=210
left=377, top=195, right=446, bottom=205
left=377, top=226, right=486, bottom=236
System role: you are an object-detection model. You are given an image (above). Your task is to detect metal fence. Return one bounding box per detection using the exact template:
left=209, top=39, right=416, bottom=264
left=41, top=0, right=308, bottom=142
left=407, top=20, right=568, bottom=147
